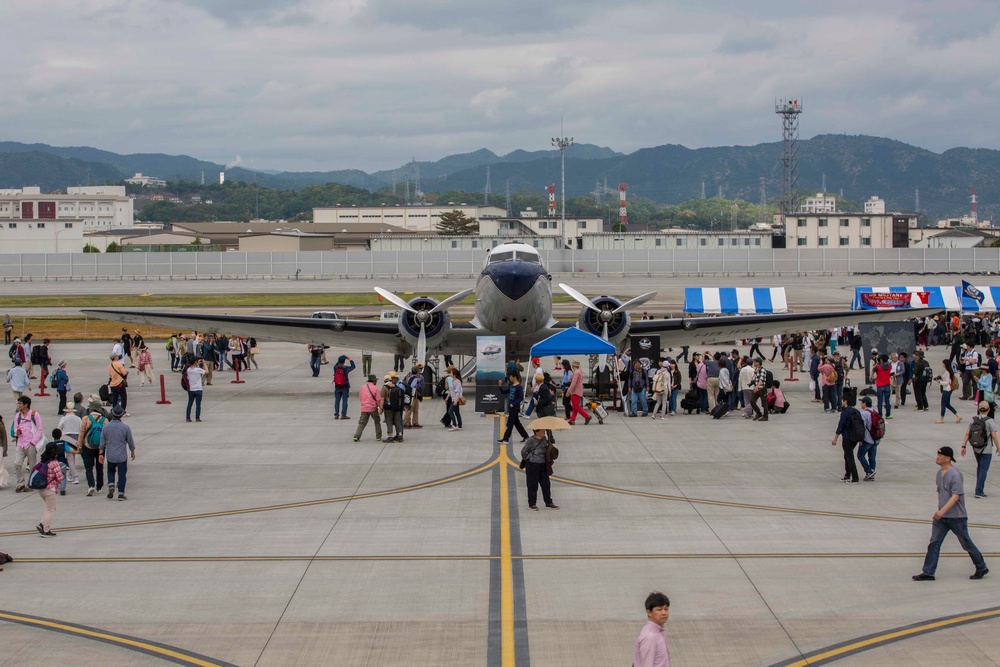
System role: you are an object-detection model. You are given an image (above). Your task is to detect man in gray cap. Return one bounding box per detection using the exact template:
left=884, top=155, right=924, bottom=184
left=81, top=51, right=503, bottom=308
left=98, top=405, right=135, bottom=501
left=913, top=446, right=988, bottom=581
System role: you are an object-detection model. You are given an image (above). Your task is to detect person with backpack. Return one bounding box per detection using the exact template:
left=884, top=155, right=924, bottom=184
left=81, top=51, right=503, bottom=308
left=872, top=354, right=893, bottom=419
left=628, top=360, right=649, bottom=418
left=353, top=374, right=384, bottom=442
left=107, top=353, right=129, bottom=416
left=6, top=358, right=30, bottom=407
left=402, top=364, right=423, bottom=428
left=858, top=396, right=884, bottom=481
left=332, top=355, right=356, bottom=420
left=832, top=391, right=866, bottom=483
left=935, top=359, right=962, bottom=424
left=57, top=406, right=81, bottom=487
left=0, top=412, right=8, bottom=489
left=520, top=427, right=558, bottom=511
left=77, top=405, right=107, bottom=495
left=50, top=360, right=70, bottom=416
left=32, top=441, right=63, bottom=537
left=48, top=428, right=73, bottom=496
left=380, top=373, right=404, bottom=443
left=912, top=351, right=931, bottom=412
left=11, top=396, right=42, bottom=493
left=961, top=401, right=1000, bottom=498
left=99, top=405, right=135, bottom=501
left=2, top=314, right=11, bottom=346
left=651, top=361, right=671, bottom=420
left=817, top=355, right=838, bottom=414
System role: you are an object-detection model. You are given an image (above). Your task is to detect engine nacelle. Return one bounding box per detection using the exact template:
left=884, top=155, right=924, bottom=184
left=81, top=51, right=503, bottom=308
left=397, top=296, right=450, bottom=352
left=577, top=296, right=631, bottom=345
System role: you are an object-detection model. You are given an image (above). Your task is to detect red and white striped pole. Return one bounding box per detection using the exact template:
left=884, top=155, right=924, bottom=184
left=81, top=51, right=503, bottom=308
left=619, top=183, right=628, bottom=229
left=547, top=184, right=556, bottom=217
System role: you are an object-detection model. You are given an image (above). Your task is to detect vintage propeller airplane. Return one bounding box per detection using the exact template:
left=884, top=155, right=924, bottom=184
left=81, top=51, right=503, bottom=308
left=85, top=242, right=929, bottom=362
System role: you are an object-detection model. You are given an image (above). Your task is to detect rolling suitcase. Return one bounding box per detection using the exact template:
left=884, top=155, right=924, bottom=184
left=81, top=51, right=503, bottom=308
left=842, top=381, right=857, bottom=406
left=710, top=403, right=730, bottom=419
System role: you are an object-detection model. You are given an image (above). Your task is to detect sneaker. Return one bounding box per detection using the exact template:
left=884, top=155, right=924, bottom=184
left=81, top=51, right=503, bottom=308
left=196, top=419, right=202, bottom=422
left=971, top=568, right=990, bottom=580
left=842, top=475, right=851, bottom=481
left=87, top=487, right=95, bottom=496
left=497, top=439, right=509, bottom=444
left=108, top=487, right=115, bottom=499
left=36, top=523, right=43, bottom=534
left=886, top=415, right=893, bottom=420
left=545, top=503, right=559, bottom=509
left=60, top=490, right=66, bottom=496
left=118, top=494, right=127, bottom=501
left=352, top=436, right=360, bottom=442
left=72, top=479, right=80, bottom=484
left=40, top=531, right=57, bottom=537
left=661, top=416, right=668, bottom=420
left=186, top=419, right=192, bottom=422
left=912, top=573, right=935, bottom=581
left=863, top=472, right=874, bottom=481
left=641, top=413, right=648, bottom=417
left=528, top=505, right=538, bottom=511
left=585, top=417, right=592, bottom=425
left=975, top=493, right=987, bottom=498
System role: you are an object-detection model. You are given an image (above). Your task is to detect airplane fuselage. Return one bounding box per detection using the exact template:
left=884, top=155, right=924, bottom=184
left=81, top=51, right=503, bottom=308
left=473, top=259, right=554, bottom=341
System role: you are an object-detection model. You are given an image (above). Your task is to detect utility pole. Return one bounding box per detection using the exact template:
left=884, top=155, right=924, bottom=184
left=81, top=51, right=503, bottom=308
left=551, top=122, right=573, bottom=248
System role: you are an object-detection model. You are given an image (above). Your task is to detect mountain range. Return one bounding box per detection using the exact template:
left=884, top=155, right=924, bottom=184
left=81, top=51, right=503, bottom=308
left=0, top=136, right=994, bottom=222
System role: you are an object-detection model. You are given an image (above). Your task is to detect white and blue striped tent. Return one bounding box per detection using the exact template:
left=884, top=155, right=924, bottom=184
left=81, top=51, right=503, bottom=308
left=683, top=287, right=788, bottom=314
left=852, top=286, right=1000, bottom=312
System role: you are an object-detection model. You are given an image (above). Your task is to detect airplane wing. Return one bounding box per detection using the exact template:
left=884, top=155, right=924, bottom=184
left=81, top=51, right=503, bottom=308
left=625, top=307, right=937, bottom=348
left=82, top=309, right=411, bottom=355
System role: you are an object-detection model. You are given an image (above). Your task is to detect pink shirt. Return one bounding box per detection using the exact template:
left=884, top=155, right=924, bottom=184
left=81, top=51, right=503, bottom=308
left=568, top=369, right=584, bottom=397
left=818, top=363, right=835, bottom=387
left=12, top=409, right=43, bottom=449
left=44, top=459, right=64, bottom=491
left=696, top=363, right=708, bottom=389
left=633, top=621, right=670, bottom=667
left=358, top=382, right=383, bottom=412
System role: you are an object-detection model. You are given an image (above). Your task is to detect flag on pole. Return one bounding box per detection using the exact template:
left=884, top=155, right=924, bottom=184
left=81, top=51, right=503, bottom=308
left=963, top=280, right=985, bottom=304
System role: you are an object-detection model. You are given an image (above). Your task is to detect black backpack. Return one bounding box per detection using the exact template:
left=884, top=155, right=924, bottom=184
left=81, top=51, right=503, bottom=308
left=763, top=369, right=774, bottom=390
left=969, top=416, right=989, bottom=450
left=386, top=384, right=404, bottom=411
left=401, top=377, right=414, bottom=406
left=847, top=409, right=866, bottom=443
left=30, top=345, right=42, bottom=365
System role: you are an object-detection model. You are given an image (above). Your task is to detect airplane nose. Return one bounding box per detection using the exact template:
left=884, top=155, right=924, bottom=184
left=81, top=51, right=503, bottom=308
left=484, top=262, right=545, bottom=301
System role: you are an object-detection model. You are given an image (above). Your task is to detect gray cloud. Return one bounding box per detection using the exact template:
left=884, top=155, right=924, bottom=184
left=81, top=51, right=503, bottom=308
left=2, top=0, right=999, bottom=173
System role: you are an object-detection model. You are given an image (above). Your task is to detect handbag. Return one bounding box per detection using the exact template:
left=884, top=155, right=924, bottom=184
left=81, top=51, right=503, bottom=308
left=519, top=457, right=527, bottom=469
left=987, top=390, right=996, bottom=404
left=457, top=396, right=466, bottom=406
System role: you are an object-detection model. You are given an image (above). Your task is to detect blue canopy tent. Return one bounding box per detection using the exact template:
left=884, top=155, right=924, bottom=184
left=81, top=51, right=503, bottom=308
left=529, top=326, right=616, bottom=357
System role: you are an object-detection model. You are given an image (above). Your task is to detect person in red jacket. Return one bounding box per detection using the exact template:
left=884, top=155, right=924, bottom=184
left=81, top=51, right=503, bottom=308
left=873, top=353, right=893, bottom=419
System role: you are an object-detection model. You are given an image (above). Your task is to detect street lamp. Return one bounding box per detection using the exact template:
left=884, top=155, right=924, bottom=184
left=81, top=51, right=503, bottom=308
left=551, top=132, right=573, bottom=248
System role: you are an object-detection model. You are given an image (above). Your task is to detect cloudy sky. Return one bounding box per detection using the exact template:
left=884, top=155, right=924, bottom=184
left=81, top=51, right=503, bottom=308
left=4, top=0, right=999, bottom=172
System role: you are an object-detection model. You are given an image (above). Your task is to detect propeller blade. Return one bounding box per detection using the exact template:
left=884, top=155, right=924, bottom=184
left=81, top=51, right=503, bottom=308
left=558, top=283, right=600, bottom=312
left=374, top=287, right=417, bottom=313
left=430, top=288, right=475, bottom=314
left=613, top=291, right=658, bottom=314
left=602, top=321, right=609, bottom=341
left=599, top=322, right=609, bottom=372
left=417, top=322, right=427, bottom=366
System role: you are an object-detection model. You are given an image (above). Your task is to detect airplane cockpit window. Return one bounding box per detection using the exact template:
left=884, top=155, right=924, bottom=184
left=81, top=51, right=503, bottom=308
left=518, top=253, right=540, bottom=264
left=489, top=251, right=515, bottom=263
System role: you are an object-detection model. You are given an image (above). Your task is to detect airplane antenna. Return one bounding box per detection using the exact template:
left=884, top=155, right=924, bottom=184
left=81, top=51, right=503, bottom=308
left=618, top=183, right=628, bottom=230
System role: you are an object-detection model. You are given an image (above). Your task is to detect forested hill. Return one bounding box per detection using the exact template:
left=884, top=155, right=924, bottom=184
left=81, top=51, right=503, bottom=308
left=0, top=135, right=996, bottom=221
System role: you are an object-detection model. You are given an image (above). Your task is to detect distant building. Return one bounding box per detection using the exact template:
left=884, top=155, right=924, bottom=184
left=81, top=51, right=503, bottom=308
left=369, top=235, right=564, bottom=252
left=0, top=218, right=84, bottom=253
left=67, top=185, right=127, bottom=196
left=581, top=230, right=773, bottom=250
left=786, top=212, right=917, bottom=248
left=800, top=193, right=838, bottom=214
left=864, top=196, right=886, bottom=214
left=936, top=215, right=993, bottom=229
left=124, top=173, right=167, bottom=188
left=0, top=188, right=133, bottom=231
left=312, top=204, right=507, bottom=232
left=911, top=228, right=1000, bottom=249
left=171, top=221, right=412, bottom=251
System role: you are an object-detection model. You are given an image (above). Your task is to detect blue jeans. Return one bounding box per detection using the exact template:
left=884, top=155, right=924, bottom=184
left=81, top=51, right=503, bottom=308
left=974, top=450, right=993, bottom=496
left=921, top=517, right=986, bottom=575
left=310, top=356, right=322, bottom=377
left=812, top=375, right=821, bottom=400
left=668, top=388, right=678, bottom=413
left=876, top=385, right=891, bottom=417
left=107, top=460, right=128, bottom=495
left=524, top=395, right=536, bottom=416
left=59, top=462, right=69, bottom=492
left=857, top=441, right=878, bottom=475
left=698, top=387, right=708, bottom=412
left=835, top=380, right=844, bottom=408
left=850, top=348, right=862, bottom=369
left=447, top=402, right=462, bottom=428
left=185, top=389, right=203, bottom=420
left=334, top=386, right=349, bottom=417
left=941, top=390, right=957, bottom=418
left=632, top=388, right=649, bottom=415
left=727, top=388, right=737, bottom=410
left=823, top=384, right=836, bottom=411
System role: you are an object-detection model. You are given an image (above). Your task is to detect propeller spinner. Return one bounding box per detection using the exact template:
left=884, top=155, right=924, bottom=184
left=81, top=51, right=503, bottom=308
left=373, top=287, right=473, bottom=365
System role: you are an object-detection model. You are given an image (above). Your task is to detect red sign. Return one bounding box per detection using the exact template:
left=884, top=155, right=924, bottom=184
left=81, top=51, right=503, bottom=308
left=859, top=291, right=930, bottom=309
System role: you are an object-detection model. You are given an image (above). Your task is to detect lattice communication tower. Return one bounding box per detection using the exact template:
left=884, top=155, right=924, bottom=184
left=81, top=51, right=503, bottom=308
left=775, top=97, right=802, bottom=216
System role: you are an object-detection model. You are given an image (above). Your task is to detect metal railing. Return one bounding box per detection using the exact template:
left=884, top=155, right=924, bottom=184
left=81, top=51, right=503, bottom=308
left=1, top=247, right=998, bottom=280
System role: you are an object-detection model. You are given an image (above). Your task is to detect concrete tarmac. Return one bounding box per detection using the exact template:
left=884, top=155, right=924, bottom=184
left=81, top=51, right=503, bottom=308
left=3, top=340, right=1000, bottom=666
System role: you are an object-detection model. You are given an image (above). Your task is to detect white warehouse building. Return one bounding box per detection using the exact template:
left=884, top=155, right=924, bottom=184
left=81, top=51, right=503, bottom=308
left=0, top=186, right=134, bottom=231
